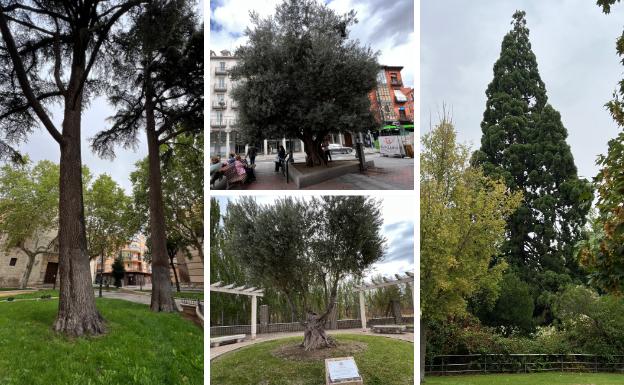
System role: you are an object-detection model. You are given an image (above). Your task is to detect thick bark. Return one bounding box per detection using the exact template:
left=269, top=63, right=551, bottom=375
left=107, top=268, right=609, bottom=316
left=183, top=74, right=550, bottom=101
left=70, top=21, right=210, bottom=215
left=302, top=311, right=335, bottom=351
left=146, top=84, right=176, bottom=312
left=420, top=319, right=426, bottom=383
left=53, top=98, right=106, bottom=336
left=391, top=299, right=403, bottom=324
left=302, top=133, right=325, bottom=167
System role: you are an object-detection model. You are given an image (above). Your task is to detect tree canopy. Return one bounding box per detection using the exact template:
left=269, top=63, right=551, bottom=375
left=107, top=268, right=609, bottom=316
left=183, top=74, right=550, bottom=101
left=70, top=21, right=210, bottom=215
left=224, top=196, right=385, bottom=349
left=471, top=11, right=592, bottom=321
left=230, top=0, right=379, bottom=166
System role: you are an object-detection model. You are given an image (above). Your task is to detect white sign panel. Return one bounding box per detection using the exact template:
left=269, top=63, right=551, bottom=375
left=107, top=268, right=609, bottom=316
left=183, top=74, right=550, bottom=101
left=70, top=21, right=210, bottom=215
left=380, top=135, right=404, bottom=156
left=327, top=358, right=361, bottom=381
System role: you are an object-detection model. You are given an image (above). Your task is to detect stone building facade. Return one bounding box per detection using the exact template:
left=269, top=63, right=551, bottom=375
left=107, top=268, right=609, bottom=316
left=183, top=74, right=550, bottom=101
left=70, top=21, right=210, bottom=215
left=0, top=231, right=59, bottom=288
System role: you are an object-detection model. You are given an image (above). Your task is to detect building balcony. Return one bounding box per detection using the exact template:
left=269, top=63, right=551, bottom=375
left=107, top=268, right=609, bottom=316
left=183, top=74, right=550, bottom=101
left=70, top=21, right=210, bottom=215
left=212, top=101, right=227, bottom=109
left=230, top=101, right=239, bottom=109
left=214, top=84, right=227, bottom=92
left=390, top=80, right=403, bottom=87
left=210, top=120, right=227, bottom=128
left=215, top=67, right=228, bottom=75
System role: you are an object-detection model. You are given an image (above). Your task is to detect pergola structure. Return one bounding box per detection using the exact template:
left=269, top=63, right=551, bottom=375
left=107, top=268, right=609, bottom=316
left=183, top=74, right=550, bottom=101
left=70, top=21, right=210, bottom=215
left=210, top=281, right=264, bottom=339
left=355, top=272, right=414, bottom=330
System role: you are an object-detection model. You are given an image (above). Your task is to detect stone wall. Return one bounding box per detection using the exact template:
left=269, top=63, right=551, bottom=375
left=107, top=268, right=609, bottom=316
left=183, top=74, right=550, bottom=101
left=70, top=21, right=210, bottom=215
left=209, top=316, right=415, bottom=337
left=0, top=232, right=58, bottom=288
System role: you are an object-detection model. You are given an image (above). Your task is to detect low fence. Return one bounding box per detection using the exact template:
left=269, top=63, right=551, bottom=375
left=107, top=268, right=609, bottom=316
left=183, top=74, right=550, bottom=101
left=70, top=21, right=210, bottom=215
left=426, top=354, right=624, bottom=375
left=210, top=316, right=415, bottom=337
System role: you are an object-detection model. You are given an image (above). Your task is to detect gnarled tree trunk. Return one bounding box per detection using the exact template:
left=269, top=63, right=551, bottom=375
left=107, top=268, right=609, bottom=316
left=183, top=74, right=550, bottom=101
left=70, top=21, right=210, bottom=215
left=302, top=311, right=335, bottom=351
left=302, top=133, right=325, bottom=167
left=54, top=99, right=106, bottom=336
left=18, top=248, right=36, bottom=289
left=146, top=85, right=176, bottom=312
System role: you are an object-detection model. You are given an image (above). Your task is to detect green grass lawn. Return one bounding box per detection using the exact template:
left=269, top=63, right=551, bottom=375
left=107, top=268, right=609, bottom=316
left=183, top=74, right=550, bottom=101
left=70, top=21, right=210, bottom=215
left=0, top=298, right=203, bottom=385
left=211, top=334, right=414, bottom=385
left=173, top=291, right=204, bottom=300
left=1, top=289, right=59, bottom=300
left=425, top=372, right=624, bottom=385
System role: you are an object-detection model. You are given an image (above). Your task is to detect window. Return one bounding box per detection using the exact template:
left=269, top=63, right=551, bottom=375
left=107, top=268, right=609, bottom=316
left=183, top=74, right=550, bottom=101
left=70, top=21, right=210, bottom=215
left=377, top=70, right=387, bottom=84
left=9, top=258, right=17, bottom=266
left=219, top=61, right=226, bottom=70
left=216, top=112, right=224, bottom=124
left=218, top=77, right=225, bottom=87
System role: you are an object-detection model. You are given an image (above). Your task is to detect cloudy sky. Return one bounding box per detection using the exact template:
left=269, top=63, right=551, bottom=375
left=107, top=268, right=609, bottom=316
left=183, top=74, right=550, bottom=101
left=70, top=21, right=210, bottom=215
left=211, top=194, right=415, bottom=282
left=6, top=1, right=203, bottom=193
left=210, top=0, right=415, bottom=88
left=422, top=0, right=624, bottom=181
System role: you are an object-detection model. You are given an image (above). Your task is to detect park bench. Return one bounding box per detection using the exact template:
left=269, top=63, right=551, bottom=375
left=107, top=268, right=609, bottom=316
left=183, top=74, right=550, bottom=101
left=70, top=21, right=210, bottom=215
left=371, top=324, right=406, bottom=334
left=222, top=164, right=247, bottom=189
left=210, top=334, right=246, bottom=347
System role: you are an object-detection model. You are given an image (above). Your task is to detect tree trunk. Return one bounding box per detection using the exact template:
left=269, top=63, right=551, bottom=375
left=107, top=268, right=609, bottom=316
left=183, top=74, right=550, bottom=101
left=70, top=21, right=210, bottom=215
left=420, top=319, right=426, bottom=383
left=19, top=250, right=36, bottom=289
left=169, top=251, right=181, bottom=292
left=303, top=133, right=325, bottom=167
left=146, top=84, right=176, bottom=312
left=302, top=311, right=335, bottom=351
left=53, top=101, right=106, bottom=336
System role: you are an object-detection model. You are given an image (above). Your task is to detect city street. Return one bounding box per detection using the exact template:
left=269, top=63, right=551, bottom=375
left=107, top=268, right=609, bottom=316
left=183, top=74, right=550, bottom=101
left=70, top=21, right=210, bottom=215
left=215, top=151, right=414, bottom=190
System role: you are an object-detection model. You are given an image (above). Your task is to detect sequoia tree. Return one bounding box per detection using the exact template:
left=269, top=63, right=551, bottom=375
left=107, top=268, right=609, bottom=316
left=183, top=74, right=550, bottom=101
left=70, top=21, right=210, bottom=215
left=472, top=11, right=592, bottom=306
left=0, top=1, right=148, bottom=336
left=224, top=196, right=385, bottom=350
left=230, top=0, right=379, bottom=166
left=91, top=0, right=203, bottom=312
left=421, top=116, right=522, bottom=382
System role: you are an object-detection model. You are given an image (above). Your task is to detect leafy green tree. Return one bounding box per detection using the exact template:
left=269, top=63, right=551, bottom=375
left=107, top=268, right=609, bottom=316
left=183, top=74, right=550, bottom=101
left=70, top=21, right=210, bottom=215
left=130, top=133, right=203, bottom=291
left=421, top=116, right=522, bottom=382
left=0, top=1, right=150, bottom=337
left=230, top=0, right=378, bottom=166
left=92, top=0, right=203, bottom=313
left=224, top=196, right=385, bottom=350
left=472, top=11, right=592, bottom=311
left=582, top=2, right=624, bottom=294
left=473, top=272, right=535, bottom=336
left=111, top=255, right=126, bottom=288
left=84, top=174, right=136, bottom=297
left=0, top=160, right=59, bottom=289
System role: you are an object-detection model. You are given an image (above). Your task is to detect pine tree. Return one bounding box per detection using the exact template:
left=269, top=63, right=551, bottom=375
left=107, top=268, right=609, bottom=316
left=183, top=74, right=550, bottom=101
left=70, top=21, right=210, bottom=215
left=473, top=11, right=592, bottom=309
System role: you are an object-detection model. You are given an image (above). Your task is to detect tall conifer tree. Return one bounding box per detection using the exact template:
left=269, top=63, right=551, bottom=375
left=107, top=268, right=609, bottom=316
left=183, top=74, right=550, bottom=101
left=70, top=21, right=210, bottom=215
left=473, top=11, right=592, bottom=306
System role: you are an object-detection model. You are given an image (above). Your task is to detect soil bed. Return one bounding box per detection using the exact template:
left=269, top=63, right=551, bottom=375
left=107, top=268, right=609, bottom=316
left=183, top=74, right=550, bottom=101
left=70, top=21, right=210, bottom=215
left=272, top=340, right=368, bottom=361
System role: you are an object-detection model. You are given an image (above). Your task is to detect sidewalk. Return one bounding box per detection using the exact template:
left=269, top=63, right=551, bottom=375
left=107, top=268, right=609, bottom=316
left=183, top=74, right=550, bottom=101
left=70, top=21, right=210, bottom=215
left=220, top=152, right=413, bottom=190
left=210, top=328, right=414, bottom=360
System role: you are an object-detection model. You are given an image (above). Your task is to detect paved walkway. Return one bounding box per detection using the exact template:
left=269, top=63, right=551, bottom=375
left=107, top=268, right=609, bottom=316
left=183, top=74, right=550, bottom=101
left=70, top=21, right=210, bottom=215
left=0, top=290, right=34, bottom=298
left=210, top=328, right=414, bottom=360
left=212, top=152, right=414, bottom=190
left=96, top=290, right=152, bottom=305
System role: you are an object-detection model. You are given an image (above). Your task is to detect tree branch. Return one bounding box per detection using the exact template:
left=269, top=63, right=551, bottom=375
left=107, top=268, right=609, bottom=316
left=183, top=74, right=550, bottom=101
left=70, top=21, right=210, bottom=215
left=0, top=8, right=62, bottom=144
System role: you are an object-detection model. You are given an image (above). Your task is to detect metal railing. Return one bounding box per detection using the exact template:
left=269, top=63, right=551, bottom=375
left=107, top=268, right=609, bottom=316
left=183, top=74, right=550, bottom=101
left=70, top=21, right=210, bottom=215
left=214, top=84, right=227, bottom=92
left=426, top=354, right=624, bottom=375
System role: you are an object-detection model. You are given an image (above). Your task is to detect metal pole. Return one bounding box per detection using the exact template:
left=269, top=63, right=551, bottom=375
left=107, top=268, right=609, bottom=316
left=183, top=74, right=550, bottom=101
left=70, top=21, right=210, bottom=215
left=99, top=252, right=104, bottom=298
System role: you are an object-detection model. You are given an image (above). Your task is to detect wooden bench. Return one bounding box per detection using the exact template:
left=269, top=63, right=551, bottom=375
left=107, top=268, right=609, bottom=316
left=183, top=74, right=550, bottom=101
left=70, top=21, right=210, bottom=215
left=371, top=324, right=406, bottom=334
left=210, top=334, right=246, bottom=347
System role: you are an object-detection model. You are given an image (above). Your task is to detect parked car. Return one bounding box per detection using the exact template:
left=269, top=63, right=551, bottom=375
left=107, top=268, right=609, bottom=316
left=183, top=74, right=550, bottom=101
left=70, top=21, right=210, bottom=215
left=327, top=143, right=353, bottom=154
